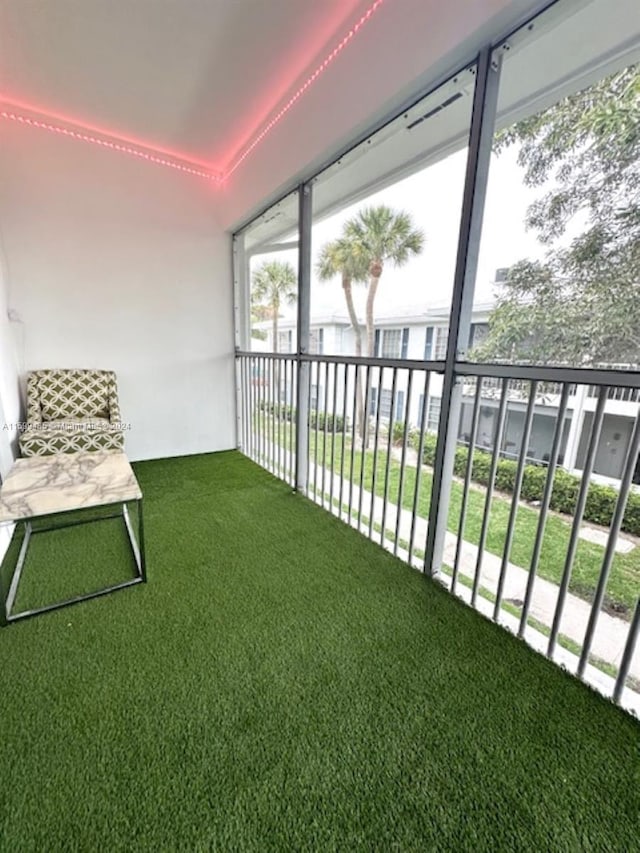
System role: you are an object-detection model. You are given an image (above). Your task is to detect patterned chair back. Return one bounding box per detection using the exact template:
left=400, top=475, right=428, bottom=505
left=27, top=369, right=121, bottom=423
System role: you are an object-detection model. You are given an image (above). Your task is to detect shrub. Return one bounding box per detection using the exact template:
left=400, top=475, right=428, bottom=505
left=392, top=421, right=409, bottom=445
left=521, top=465, right=547, bottom=503
left=549, top=469, right=580, bottom=515
left=453, top=446, right=469, bottom=478
left=584, top=483, right=618, bottom=528
left=471, top=451, right=492, bottom=485
left=421, top=433, right=438, bottom=466
left=623, top=492, right=640, bottom=536
left=309, top=412, right=346, bottom=431
left=495, top=458, right=518, bottom=493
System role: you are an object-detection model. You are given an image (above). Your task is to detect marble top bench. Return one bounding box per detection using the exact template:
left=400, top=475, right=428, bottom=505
left=0, top=450, right=142, bottom=522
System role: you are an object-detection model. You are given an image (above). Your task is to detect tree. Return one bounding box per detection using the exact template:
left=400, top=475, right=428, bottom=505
left=344, top=206, right=425, bottom=357
left=476, top=65, right=640, bottom=366
left=251, top=260, right=297, bottom=352
left=316, top=237, right=370, bottom=434
left=316, top=237, right=369, bottom=356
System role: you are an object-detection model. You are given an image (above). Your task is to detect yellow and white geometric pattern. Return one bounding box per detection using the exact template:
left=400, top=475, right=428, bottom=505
left=20, top=369, right=125, bottom=457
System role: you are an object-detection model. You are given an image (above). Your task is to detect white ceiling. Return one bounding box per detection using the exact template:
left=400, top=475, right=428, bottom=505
left=0, top=0, right=368, bottom=169
left=7, top=0, right=632, bottom=230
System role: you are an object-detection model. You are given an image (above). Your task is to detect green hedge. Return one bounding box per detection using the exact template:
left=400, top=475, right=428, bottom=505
left=415, top=431, right=640, bottom=537
left=257, top=400, right=347, bottom=432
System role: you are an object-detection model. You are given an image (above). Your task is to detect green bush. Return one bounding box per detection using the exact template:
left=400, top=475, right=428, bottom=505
left=624, top=492, right=640, bottom=536
left=584, top=483, right=618, bottom=528
left=495, top=459, right=518, bottom=493
left=521, top=466, right=547, bottom=503
left=549, top=469, right=580, bottom=515
left=421, top=433, right=438, bottom=466
left=471, top=451, right=492, bottom=485
left=453, top=447, right=469, bottom=478
left=309, top=412, right=346, bottom=432
left=418, top=433, right=640, bottom=537
left=392, top=421, right=410, bottom=445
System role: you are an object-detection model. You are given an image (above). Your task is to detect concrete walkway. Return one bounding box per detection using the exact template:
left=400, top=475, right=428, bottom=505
left=303, top=457, right=640, bottom=687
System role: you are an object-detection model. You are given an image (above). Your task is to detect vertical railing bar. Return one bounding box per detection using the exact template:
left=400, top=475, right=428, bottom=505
left=285, top=358, right=291, bottom=483
left=321, top=361, right=331, bottom=507
left=271, top=357, right=276, bottom=473
left=471, top=376, right=509, bottom=607
left=348, top=363, right=360, bottom=525
left=518, top=383, right=570, bottom=635
left=289, top=359, right=298, bottom=487
left=238, top=356, right=245, bottom=454
left=614, top=595, right=640, bottom=703
left=548, top=387, right=608, bottom=658
left=357, top=365, right=372, bottom=531
left=494, top=380, right=538, bottom=620
left=452, top=376, right=483, bottom=593
left=238, top=356, right=244, bottom=453
left=578, top=408, right=640, bottom=678
left=265, top=357, right=271, bottom=472
left=276, top=359, right=282, bottom=478
left=244, top=358, right=250, bottom=458
left=280, top=359, right=285, bottom=479
left=258, top=356, right=263, bottom=466
left=313, top=361, right=322, bottom=500
left=339, top=362, right=349, bottom=519
left=380, top=367, right=399, bottom=547
left=245, top=357, right=251, bottom=460
left=408, top=370, right=431, bottom=567
left=263, top=357, right=269, bottom=470
left=329, top=361, right=339, bottom=514
left=284, top=359, right=289, bottom=482
left=253, top=357, right=258, bottom=463
left=252, top=356, right=258, bottom=463
left=263, top=357, right=268, bottom=470
left=394, top=369, right=413, bottom=557
left=368, top=366, right=384, bottom=539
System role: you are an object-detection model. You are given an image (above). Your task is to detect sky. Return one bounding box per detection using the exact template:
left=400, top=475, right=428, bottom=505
left=249, top=142, right=550, bottom=326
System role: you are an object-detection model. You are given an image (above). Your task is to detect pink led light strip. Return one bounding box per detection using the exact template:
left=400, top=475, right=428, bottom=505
left=224, top=0, right=386, bottom=178
left=0, top=0, right=386, bottom=183
left=0, top=109, right=221, bottom=181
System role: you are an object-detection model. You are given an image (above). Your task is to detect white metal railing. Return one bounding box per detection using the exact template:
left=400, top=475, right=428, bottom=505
left=237, top=351, right=640, bottom=716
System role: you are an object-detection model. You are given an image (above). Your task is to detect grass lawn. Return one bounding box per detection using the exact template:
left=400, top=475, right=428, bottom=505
left=0, top=451, right=638, bottom=850
left=256, top=415, right=640, bottom=616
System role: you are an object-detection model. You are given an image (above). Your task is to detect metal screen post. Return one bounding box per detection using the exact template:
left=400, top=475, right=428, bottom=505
left=232, top=235, right=248, bottom=452
left=424, top=49, right=502, bottom=576
left=295, top=183, right=312, bottom=493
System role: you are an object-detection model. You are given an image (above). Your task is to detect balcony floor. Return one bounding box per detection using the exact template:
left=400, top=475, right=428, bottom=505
left=0, top=451, right=638, bottom=849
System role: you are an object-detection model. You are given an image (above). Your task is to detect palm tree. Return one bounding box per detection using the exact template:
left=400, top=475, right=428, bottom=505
left=251, top=260, right=297, bottom=352
left=344, top=206, right=425, bottom=356
left=316, top=237, right=369, bottom=356
left=316, top=237, right=369, bottom=435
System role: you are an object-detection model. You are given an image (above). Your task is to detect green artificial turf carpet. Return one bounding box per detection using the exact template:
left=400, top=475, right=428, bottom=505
left=0, top=451, right=638, bottom=851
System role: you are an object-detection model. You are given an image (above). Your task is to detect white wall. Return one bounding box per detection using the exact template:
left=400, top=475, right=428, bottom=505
left=0, top=234, right=21, bottom=478
left=0, top=122, right=234, bottom=461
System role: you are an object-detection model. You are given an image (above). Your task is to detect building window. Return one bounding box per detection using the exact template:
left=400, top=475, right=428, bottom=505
left=277, top=330, right=293, bottom=353
left=309, top=328, right=324, bottom=355
left=470, top=322, right=489, bottom=350
left=370, top=388, right=406, bottom=421
left=427, top=396, right=441, bottom=432
left=379, top=389, right=393, bottom=419
left=377, top=328, right=410, bottom=359
left=424, top=327, right=434, bottom=360
left=434, top=327, right=449, bottom=360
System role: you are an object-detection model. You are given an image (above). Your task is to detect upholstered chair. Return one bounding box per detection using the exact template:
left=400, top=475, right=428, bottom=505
left=19, top=369, right=125, bottom=456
